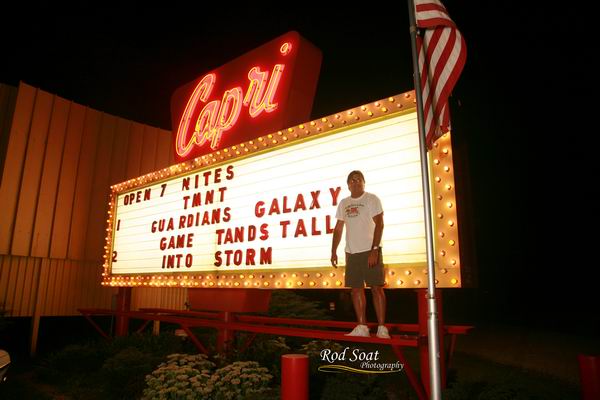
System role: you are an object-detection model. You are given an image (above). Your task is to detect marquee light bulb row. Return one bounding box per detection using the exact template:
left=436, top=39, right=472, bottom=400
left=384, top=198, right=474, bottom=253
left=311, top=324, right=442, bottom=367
left=430, top=132, right=461, bottom=279
left=100, top=263, right=460, bottom=288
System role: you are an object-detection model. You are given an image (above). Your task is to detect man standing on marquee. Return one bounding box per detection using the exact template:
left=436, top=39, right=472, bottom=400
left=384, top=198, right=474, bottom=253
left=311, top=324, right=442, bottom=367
left=331, top=170, right=389, bottom=338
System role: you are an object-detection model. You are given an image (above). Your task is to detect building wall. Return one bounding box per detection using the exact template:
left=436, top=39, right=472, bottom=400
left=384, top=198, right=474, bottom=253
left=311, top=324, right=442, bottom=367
left=0, top=82, right=186, bottom=318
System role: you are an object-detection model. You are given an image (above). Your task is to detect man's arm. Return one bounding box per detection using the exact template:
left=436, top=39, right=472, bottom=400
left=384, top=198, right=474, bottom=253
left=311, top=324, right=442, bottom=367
left=368, top=212, right=384, bottom=267
left=331, top=220, right=344, bottom=268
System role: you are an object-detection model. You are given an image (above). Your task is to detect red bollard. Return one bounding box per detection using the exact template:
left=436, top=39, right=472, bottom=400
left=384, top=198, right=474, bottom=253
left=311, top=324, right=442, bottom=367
left=281, top=354, right=309, bottom=400
left=578, top=354, right=600, bottom=400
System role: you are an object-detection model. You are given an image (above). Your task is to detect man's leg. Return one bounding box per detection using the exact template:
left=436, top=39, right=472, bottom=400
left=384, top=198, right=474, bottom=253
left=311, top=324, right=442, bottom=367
left=350, top=288, right=367, bottom=325
left=371, top=285, right=386, bottom=325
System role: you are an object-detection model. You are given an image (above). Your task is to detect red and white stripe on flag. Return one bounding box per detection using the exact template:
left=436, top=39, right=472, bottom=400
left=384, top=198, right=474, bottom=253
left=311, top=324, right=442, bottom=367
left=414, top=0, right=466, bottom=149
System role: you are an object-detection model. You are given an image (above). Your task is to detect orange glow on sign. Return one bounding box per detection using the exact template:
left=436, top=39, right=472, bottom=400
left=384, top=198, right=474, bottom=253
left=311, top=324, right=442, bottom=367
left=244, top=64, right=284, bottom=118
left=176, top=65, right=285, bottom=158
left=280, top=42, right=292, bottom=55
left=170, top=31, right=322, bottom=163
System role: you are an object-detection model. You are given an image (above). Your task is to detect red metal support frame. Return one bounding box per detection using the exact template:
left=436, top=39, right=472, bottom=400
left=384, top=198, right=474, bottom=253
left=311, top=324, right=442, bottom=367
left=217, top=311, right=235, bottom=353
left=79, top=306, right=472, bottom=400
left=81, top=312, right=111, bottom=340
left=115, top=287, right=131, bottom=336
left=391, top=345, right=427, bottom=400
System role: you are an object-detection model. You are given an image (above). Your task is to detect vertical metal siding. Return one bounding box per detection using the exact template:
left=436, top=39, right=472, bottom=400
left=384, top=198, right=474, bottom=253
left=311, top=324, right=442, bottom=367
left=49, top=102, right=86, bottom=259
left=11, top=90, right=54, bottom=256
left=0, top=82, right=179, bottom=317
left=0, top=84, right=36, bottom=254
left=30, top=97, right=71, bottom=257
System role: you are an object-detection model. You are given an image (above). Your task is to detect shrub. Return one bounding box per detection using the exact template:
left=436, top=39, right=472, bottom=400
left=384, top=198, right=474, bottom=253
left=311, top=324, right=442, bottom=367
left=143, top=353, right=216, bottom=399
left=35, top=343, right=107, bottom=381
left=227, top=335, right=290, bottom=380
left=268, top=290, right=330, bottom=320
left=102, top=347, right=157, bottom=399
left=143, top=357, right=274, bottom=400
left=300, top=340, right=345, bottom=375
left=108, top=332, right=191, bottom=357
left=319, top=374, right=388, bottom=400
left=210, top=361, right=273, bottom=400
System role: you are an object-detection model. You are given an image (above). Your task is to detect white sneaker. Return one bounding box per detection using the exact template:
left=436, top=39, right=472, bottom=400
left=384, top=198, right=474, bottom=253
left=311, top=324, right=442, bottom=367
left=344, top=324, right=370, bottom=337
left=376, top=325, right=390, bottom=339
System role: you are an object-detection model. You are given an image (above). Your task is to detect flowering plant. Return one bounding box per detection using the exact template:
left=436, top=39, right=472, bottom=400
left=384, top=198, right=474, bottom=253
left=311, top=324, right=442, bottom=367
left=210, top=361, right=273, bottom=400
left=143, top=355, right=274, bottom=400
left=142, top=353, right=215, bottom=399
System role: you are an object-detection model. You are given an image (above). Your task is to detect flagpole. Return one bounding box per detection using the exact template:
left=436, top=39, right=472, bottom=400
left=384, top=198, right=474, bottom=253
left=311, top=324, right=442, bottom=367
left=407, top=0, right=443, bottom=399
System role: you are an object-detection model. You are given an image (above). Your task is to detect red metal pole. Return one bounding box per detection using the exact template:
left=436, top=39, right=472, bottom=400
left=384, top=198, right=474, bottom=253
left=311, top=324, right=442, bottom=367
left=281, top=354, right=309, bottom=400
left=115, top=287, right=131, bottom=336
left=217, top=311, right=234, bottom=353
left=578, top=354, right=600, bottom=400
left=417, top=288, right=446, bottom=396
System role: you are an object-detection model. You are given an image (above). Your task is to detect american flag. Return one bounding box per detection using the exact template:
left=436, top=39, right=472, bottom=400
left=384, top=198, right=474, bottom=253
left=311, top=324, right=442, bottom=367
left=414, top=0, right=466, bottom=149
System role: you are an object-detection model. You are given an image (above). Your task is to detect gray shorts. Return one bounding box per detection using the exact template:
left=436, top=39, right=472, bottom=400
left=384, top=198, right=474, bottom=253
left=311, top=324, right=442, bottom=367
left=345, top=248, right=385, bottom=288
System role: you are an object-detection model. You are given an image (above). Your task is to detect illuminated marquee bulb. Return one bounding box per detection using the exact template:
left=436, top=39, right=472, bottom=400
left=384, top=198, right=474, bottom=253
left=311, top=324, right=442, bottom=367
left=448, top=220, right=455, bottom=227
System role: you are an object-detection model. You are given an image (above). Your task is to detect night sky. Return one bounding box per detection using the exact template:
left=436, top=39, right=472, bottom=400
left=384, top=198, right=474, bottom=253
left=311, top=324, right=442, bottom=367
left=0, top=5, right=590, bottom=334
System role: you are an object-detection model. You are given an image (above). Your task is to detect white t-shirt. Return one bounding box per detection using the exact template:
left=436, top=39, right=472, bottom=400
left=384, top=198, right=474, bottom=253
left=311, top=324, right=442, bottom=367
left=335, top=192, right=383, bottom=254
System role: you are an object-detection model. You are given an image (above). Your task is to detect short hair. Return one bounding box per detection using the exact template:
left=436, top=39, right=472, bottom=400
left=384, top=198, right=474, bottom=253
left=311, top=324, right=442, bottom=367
left=347, top=170, right=365, bottom=183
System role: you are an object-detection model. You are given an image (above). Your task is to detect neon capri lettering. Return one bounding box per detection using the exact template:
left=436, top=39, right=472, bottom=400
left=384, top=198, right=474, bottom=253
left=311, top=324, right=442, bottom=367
left=176, top=63, right=285, bottom=158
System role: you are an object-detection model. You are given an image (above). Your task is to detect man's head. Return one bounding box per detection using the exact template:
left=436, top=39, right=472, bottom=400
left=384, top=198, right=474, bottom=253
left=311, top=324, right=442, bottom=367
left=347, top=170, right=365, bottom=197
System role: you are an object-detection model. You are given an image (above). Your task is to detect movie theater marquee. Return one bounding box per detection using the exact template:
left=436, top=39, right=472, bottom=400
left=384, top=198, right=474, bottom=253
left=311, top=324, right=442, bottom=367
left=102, top=93, right=462, bottom=289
